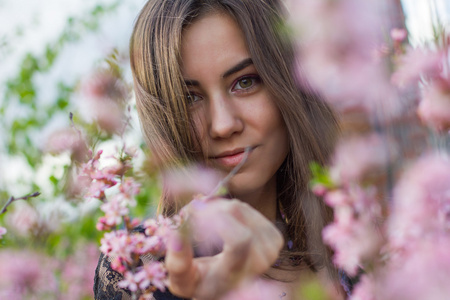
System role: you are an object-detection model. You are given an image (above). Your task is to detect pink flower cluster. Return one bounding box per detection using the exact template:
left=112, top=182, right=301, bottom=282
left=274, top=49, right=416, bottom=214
left=82, top=146, right=188, bottom=297
left=288, top=0, right=399, bottom=119
left=79, top=148, right=140, bottom=230
left=351, top=154, right=450, bottom=300
left=390, top=32, right=450, bottom=132
left=97, top=215, right=183, bottom=297
left=322, top=186, right=383, bottom=276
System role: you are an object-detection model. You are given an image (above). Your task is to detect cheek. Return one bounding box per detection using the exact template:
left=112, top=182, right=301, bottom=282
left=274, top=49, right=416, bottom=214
left=190, top=110, right=208, bottom=153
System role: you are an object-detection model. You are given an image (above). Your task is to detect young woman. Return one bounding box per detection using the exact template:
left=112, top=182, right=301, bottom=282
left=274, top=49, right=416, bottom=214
left=94, top=0, right=342, bottom=299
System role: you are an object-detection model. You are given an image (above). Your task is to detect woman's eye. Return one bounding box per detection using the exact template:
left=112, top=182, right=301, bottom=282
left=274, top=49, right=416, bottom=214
left=232, top=76, right=260, bottom=92
left=186, top=93, right=202, bottom=104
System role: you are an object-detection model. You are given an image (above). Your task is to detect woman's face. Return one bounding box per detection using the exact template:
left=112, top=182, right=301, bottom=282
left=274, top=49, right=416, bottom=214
left=180, top=12, right=289, bottom=202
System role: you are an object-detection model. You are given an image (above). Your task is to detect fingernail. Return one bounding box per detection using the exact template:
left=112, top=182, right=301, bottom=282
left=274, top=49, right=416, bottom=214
left=168, top=232, right=184, bottom=252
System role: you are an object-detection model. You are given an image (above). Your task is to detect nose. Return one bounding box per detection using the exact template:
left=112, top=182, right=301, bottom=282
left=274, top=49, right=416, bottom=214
left=208, top=94, right=243, bottom=139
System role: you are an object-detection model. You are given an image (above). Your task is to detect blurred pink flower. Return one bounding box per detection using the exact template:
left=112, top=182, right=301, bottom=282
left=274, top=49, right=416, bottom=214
left=60, top=243, right=98, bottom=300
left=118, top=270, right=140, bottom=292
left=5, top=202, right=39, bottom=236
left=323, top=186, right=382, bottom=276
left=389, top=153, right=450, bottom=248
left=417, top=77, right=450, bottom=132
left=120, top=178, right=141, bottom=199
left=390, top=28, right=407, bottom=43
left=366, top=238, right=450, bottom=300
left=350, top=274, right=376, bottom=300
left=162, top=165, right=223, bottom=199
left=44, top=128, right=89, bottom=162
left=0, top=250, right=57, bottom=298
left=391, top=47, right=442, bottom=87
left=330, top=134, right=395, bottom=184
left=323, top=214, right=382, bottom=276
left=289, top=0, right=398, bottom=119
left=79, top=70, right=129, bottom=134
left=0, top=226, right=6, bottom=238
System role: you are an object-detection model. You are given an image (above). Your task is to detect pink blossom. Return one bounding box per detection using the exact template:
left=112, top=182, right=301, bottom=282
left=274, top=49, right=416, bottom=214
left=311, top=183, right=327, bottom=196
left=118, top=270, right=139, bottom=291
left=0, top=226, right=6, bottom=238
left=60, top=243, right=98, bottom=300
left=100, top=230, right=134, bottom=261
left=5, top=202, right=39, bottom=236
left=86, top=179, right=114, bottom=199
left=100, top=196, right=130, bottom=226
left=120, top=178, right=141, bottom=199
left=330, top=134, right=395, bottom=184
left=323, top=186, right=382, bottom=276
left=390, top=28, right=407, bottom=43
left=134, top=262, right=167, bottom=291
left=0, top=250, right=57, bottom=297
left=117, top=262, right=167, bottom=293
left=162, top=165, right=223, bottom=200
left=417, top=77, right=450, bottom=132
left=389, top=153, right=450, bottom=248
left=372, top=238, right=450, bottom=300
left=323, top=215, right=382, bottom=276
left=44, top=128, right=89, bottom=161
left=289, top=0, right=397, bottom=118
left=79, top=70, right=129, bottom=134
left=391, top=47, right=442, bottom=87
left=350, top=275, right=377, bottom=300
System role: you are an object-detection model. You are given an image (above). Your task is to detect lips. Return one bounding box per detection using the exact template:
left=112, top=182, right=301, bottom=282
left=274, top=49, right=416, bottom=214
left=210, top=147, right=254, bottom=168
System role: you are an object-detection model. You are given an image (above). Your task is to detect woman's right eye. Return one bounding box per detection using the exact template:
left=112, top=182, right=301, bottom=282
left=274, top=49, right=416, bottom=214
left=186, top=93, right=202, bottom=104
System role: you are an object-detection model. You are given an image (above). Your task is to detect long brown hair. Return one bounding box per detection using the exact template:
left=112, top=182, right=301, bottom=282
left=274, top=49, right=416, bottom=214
left=130, top=0, right=339, bottom=276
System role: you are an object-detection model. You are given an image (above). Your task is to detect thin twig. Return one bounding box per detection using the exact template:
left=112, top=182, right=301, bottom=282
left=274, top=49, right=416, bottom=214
left=205, top=146, right=251, bottom=199
left=0, top=191, right=40, bottom=215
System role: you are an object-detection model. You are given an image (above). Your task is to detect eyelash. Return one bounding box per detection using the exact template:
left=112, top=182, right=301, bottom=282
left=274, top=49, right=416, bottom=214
left=231, top=75, right=261, bottom=93
left=186, top=74, right=262, bottom=105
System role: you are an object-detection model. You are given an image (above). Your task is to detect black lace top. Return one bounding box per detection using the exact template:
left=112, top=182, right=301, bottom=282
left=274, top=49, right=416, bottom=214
left=93, top=252, right=188, bottom=300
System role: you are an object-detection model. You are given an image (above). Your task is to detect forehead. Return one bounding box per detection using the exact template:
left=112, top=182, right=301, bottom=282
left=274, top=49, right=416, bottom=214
left=180, top=13, right=250, bottom=77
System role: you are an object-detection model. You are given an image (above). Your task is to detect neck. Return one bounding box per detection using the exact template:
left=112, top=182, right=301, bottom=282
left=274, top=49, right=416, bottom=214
left=232, top=175, right=278, bottom=221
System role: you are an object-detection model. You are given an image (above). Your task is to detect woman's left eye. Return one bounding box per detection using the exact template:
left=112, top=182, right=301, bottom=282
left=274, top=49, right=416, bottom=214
left=232, top=76, right=260, bottom=92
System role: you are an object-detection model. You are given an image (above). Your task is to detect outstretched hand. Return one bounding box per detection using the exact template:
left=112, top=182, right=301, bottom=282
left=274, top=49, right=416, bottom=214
left=165, top=199, right=284, bottom=300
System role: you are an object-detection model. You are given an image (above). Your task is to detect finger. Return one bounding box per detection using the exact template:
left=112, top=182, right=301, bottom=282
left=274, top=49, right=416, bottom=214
left=165, top=230, right=198, bottom=297
left=202, top=199, right=284, bottom=260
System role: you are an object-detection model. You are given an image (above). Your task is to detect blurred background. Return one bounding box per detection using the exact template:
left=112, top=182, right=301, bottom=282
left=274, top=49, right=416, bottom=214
left=0, top=0, right=449, bottom=299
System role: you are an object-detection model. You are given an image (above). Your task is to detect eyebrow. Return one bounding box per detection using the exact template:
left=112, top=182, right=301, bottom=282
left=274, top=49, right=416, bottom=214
left=183, top=58, right=254, bottom=87
left=222, top=58, right=253, bottom=78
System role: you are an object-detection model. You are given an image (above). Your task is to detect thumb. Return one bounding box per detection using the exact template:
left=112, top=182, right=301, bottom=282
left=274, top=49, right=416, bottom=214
left=165, top=230, right=198, bottom=297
